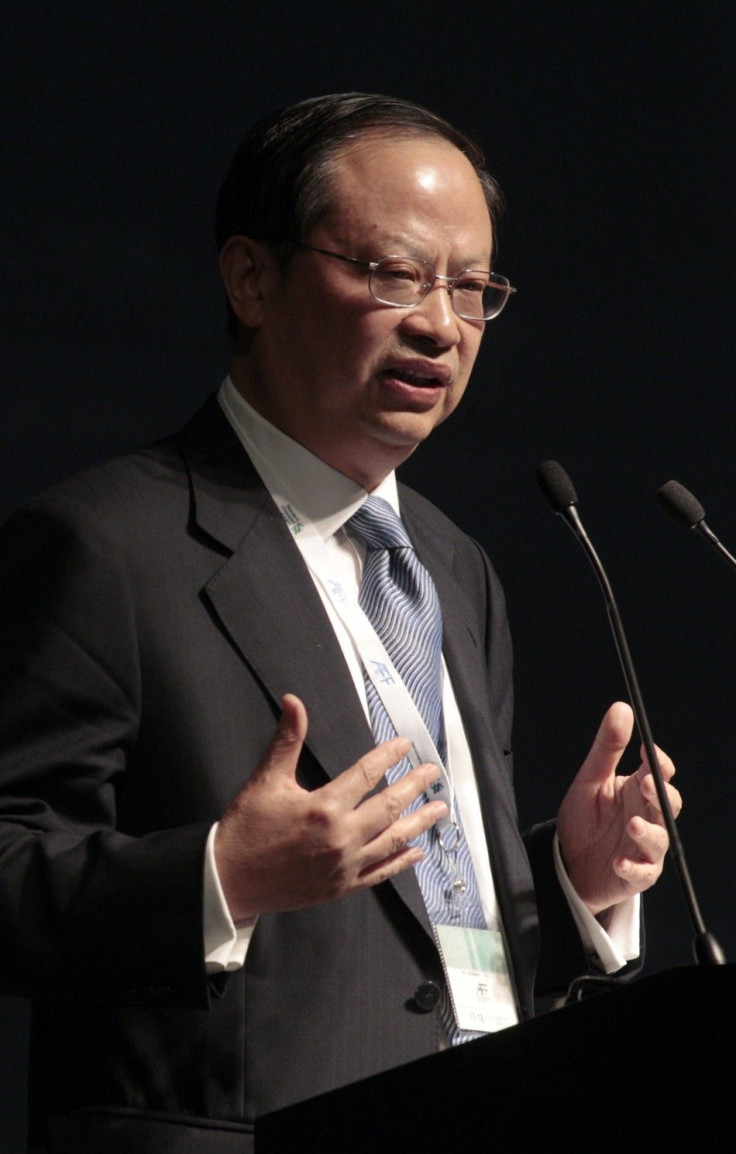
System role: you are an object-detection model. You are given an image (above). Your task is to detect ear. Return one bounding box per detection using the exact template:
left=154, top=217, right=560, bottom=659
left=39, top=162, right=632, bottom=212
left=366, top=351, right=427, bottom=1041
left=218, top=237, right=276, bottom=329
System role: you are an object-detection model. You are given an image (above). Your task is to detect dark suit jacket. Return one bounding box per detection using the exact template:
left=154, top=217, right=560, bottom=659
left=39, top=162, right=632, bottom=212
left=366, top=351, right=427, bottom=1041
left=0, top=396, right=590, bottom=1152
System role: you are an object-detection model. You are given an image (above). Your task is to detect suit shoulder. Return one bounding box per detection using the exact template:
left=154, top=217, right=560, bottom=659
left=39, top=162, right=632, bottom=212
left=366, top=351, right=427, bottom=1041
left=0, top=440, right=193, bottom=595
left=3, top=392, right=237, bottom=528
left=3, top=419, right=196, bottom=543
left=397, top=482, right=469, bottom=541
left=398, top=482, right=499, bottom=571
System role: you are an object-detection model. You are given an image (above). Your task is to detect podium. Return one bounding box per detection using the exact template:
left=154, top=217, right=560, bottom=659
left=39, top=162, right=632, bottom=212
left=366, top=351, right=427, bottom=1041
left=256, top=966, right=735, bottom=1150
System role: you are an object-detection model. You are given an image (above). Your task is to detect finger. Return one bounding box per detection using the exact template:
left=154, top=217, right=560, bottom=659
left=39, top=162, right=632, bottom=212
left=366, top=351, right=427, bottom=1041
left=355, top=845, right=426, bottom=888
left=624, top=815, right=670, bottom=864
left=612, top=855, right=664, bottom=894
left=352, top=761, right=444, bottom=838
left=639, top=775, right=682, bottom=820
left=575, top=701, right=634, bottom=786
left=355, top=798, right=450, bottom=885
left=613, top=818, right=669, bottom=891
left=327, top=736, right=414, bottom=806
left=251, top=693, right=309, bottom=783
left=359, top=791, right=449, bottom=864
left=636, top=738, right=675, bottom=776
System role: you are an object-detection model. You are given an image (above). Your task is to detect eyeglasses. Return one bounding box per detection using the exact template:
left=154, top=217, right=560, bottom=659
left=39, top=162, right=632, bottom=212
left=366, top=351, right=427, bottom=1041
left=293, top=242, right=516, bottom=321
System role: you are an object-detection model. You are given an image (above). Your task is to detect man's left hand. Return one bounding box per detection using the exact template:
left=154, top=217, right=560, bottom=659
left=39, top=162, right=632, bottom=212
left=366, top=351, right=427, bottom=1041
left=556, top=701, right=682, bottom=916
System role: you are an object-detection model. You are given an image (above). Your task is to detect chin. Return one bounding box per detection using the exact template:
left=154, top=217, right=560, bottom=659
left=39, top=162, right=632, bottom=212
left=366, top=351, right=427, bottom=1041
left=370, top=408, right=445, bottom=448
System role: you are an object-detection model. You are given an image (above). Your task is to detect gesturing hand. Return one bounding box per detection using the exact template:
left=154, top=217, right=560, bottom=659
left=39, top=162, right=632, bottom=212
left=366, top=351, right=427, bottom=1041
left=556, top=701, right=682, bottom=916
left=214, top=694, right=448, bottom=922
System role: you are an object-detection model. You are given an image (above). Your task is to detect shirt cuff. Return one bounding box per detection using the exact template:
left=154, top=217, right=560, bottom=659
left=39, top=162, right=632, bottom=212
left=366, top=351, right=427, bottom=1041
left=553, top=832, right=640, bottom=973
left=203, top=822, right=257, bottom=973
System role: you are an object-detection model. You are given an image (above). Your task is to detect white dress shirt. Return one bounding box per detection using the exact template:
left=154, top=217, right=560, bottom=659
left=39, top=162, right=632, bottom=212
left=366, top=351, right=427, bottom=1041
left=203, top=377, right=639, bottom=987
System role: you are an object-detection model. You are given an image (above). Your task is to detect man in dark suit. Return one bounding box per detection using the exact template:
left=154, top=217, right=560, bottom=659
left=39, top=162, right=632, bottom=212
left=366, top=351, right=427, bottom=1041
left=0, top=94, right=679, bottom=1152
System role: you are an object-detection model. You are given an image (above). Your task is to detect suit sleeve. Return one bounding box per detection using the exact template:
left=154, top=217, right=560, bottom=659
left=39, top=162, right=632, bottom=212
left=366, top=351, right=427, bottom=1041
left=0, top=492, right=215, bottom=1009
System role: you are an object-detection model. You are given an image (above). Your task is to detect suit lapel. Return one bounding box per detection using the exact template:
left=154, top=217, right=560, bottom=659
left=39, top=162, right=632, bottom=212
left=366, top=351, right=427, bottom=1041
left=176, top=397, right=374, bottom=778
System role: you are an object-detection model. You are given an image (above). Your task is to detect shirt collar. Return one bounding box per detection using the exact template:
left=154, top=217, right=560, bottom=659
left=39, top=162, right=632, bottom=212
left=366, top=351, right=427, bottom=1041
left=217, top=376, right=400, bottom=542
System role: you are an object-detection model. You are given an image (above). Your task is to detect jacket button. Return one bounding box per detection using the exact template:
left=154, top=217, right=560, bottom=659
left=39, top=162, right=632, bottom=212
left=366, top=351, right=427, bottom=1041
left=414, top=980, right=441, bottom=1012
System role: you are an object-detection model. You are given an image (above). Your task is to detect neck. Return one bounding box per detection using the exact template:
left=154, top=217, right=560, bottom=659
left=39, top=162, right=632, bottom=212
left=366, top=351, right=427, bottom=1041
left=228, top=364, right=413, bottom=492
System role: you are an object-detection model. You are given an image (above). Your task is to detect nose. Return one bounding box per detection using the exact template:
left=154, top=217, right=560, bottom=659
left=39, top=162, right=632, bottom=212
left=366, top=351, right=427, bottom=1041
left=399, top=281, right=462, bottom=346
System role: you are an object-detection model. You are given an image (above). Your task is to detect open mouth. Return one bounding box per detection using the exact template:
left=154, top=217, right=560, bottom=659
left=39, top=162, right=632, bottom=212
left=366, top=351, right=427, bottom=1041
left=381, top=367, right=446, bottom=388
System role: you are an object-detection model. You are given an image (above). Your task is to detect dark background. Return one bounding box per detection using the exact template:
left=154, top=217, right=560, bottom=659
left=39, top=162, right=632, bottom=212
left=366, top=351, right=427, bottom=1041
left=2, top=2, right=734, bottom=1147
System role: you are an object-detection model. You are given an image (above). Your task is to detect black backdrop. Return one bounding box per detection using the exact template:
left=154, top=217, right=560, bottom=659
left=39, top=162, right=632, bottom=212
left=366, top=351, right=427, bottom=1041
left=3, top=2, right=734, bottom=1147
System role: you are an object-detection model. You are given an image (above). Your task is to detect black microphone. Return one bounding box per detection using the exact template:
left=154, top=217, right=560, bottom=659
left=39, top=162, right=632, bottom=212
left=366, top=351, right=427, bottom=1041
left=537, top=460, right=725, bottom=966
left=656, top=479, right=736, bottom=574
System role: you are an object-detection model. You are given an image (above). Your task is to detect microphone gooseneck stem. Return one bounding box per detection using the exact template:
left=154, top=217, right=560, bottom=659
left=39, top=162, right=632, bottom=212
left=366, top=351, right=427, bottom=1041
left=559, top=504, right=725, bottom=966
left=695, top=522, right=736, bottom=574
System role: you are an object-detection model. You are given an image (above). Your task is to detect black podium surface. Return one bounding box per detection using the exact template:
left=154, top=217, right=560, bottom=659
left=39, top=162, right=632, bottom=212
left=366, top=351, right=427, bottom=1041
left=256, top=966, right=735, bottom=1151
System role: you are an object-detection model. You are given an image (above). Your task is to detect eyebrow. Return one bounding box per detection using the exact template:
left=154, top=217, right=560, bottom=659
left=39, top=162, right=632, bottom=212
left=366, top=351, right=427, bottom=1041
left=369, top=237, right=493, bottom=269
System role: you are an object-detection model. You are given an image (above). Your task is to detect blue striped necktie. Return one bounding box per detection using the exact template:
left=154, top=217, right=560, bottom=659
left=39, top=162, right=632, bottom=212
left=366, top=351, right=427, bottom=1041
left=346, top=496, right=486, bottom=1044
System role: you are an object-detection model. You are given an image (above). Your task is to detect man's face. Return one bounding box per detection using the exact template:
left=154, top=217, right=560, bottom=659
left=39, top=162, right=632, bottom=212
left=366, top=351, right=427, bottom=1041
left=234, top=132, right=493, bottom=490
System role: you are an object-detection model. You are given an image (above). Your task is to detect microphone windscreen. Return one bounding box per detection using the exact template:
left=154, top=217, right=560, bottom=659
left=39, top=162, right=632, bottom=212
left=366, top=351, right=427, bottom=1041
left=655, top=480, right=705, bottom=528
left=537, top=460, right=578, bottom=511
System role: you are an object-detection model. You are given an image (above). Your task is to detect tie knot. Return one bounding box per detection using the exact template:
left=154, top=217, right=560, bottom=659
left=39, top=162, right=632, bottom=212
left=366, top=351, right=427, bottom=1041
left=346, top=496, right=412, bottom=551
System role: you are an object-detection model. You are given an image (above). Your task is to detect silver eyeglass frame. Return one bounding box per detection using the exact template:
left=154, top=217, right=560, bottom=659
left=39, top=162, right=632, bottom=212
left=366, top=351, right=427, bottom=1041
left=292, top=242, right=517, bottom=321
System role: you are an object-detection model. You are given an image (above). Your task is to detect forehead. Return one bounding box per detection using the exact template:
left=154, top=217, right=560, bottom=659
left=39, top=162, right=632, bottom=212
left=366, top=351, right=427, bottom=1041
left=321, top=131, right=493, bottom=257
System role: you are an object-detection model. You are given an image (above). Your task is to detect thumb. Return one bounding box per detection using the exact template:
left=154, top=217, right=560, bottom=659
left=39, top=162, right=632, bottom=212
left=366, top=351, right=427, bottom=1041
left=576, top=701, right=634, bottom=786
left=254, top=693, right=309, bottom=784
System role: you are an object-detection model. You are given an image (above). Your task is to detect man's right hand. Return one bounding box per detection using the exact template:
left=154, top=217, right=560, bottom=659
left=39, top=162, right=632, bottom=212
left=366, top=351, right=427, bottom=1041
left=214, top=694, right=448, bottom=922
